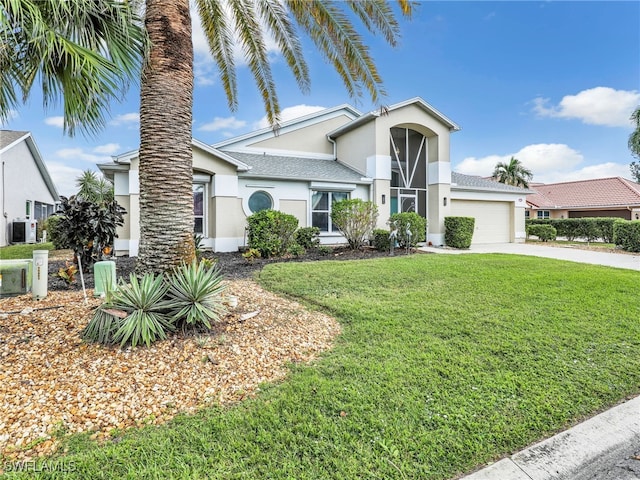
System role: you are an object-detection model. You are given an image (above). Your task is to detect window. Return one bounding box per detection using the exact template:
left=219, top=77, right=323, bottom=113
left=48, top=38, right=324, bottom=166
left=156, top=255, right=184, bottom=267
left=312, top=191, right=348, bottom=232
left=193, top=184, right=205, bottom=234
left=248, top=190, right=273, bottom=213
left=525, top=210, right=530, bottom=219
left=536, top=210, right=550, bottom=219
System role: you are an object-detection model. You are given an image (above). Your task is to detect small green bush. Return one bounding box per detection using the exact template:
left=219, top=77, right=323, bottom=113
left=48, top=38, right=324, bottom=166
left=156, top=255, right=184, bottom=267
left=613, top=220, right=640, bottom=252
left=247, top=209, right=299, bottom=258
left=372, top=229, right=391, bottom=251
left=294, top=227, right=320, bottom=249
left=444, top=216, right=475, bottom=249
left=288, top=243, right=306, bottom=257
left=388, top=212, right=426, bottom=248
left=45, top=215, right=69, bottom=250
left=331, top=199, right=378, bottom=250
left=527, top=224, right=557, bottom=242
left=317, top=245, right=332, bottom=256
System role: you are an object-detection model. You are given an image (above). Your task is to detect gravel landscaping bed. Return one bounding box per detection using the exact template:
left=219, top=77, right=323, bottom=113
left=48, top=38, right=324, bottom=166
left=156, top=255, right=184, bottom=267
left=0, top=248, right=412, bottom=461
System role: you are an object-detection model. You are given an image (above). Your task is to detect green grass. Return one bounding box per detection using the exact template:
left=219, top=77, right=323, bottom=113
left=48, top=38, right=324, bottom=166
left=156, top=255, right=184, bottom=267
left=5, top=254, right=640, bottom=479
left=0, top=243, right=54, bottom=260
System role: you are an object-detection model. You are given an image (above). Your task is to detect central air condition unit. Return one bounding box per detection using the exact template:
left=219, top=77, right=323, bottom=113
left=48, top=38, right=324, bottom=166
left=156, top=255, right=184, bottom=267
left=0, top=260, right=33, bottom=297
left=11, top=219, right=37, bottom=244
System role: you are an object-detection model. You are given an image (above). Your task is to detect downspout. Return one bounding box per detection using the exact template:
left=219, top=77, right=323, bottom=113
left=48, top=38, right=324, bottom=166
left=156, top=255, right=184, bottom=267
left=326, top=134, right=337, bottom=160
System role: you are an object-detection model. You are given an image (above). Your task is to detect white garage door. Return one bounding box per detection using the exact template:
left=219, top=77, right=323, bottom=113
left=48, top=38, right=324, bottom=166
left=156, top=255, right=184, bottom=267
left=450, top=200, right=511, bottom=244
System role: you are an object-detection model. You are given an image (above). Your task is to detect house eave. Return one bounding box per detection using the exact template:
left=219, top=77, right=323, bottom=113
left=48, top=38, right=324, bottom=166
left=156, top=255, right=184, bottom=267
left=238, top=172, right=372, bottom=185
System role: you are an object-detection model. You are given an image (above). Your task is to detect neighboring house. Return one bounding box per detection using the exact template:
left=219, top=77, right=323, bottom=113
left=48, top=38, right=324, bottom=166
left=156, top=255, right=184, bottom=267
left=99, top=97, right=529, bottom=255
left=0, top=130, right=59, bottom=247
left=527, top=177, right=640, bottom=220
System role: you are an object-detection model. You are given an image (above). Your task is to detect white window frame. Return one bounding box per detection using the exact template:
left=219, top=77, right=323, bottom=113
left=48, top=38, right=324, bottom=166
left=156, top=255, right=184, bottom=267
left=537, top=210, right=550, bottom=219
left=193, top=183, right=207, bottom=236
left=311, top=190, right=350, bottom=233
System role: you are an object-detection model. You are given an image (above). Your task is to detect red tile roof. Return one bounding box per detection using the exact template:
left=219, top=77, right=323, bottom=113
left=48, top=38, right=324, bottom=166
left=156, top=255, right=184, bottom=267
left=527, top=177, right=640, bottom=209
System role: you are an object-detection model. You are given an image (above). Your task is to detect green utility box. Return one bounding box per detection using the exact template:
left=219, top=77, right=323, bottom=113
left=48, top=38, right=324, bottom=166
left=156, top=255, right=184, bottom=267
left=0, top=260, right=33, bottom=297
left=93, top=260, right=117, bottom=297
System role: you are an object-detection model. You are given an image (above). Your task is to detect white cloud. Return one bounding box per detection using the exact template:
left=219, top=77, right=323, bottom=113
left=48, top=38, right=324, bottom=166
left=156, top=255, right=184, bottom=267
left=92, top=143, right=121, bottom=155
left=455, top=143, right=631, bottom=185
left=109, top=112, right=139, bottom=126
left=198, top=116, right=247, bottom=132
left=255, top=104, right=326, bottom=129
left=55, top=145, right=115, bottom=164
left=533, top=87, right=640, bottom=127
left=44, top=116, right=64, bottom=128
left=45, top=162, right=86, bottom=198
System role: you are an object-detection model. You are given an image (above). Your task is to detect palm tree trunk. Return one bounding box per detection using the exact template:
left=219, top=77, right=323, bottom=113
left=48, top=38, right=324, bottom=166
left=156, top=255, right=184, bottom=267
left=136, top=0, right=196, bottom=275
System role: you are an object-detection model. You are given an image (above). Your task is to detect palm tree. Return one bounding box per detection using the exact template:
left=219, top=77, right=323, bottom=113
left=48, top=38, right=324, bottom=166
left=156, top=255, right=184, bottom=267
left=76, top=170, right=114, bottom=203
left=492, top=156, right=533, bottom=188
left=630, top=107, right=640, bottom=158
left=1, top=0, right=413, bottom=274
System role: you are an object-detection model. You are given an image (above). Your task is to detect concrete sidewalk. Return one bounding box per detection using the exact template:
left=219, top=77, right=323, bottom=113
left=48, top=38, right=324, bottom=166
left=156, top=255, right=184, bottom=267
left=418, top=243, right=640, bottom=480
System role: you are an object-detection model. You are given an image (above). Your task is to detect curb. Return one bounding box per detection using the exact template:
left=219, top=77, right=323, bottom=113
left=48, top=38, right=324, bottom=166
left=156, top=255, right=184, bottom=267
left=461, top=396, right=640, bottom=480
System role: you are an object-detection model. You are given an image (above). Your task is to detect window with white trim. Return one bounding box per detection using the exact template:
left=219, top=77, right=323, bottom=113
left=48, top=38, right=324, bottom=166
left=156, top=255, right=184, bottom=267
left=193, top=184, right=205, bottom=235
left=536, top=210, right=550, bottom=219
left=311, top=191, right=349, bottom=232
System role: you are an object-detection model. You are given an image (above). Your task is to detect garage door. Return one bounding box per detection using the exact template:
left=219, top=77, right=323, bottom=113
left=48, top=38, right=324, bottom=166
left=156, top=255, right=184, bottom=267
left=450, top=200, right=511, bottom=244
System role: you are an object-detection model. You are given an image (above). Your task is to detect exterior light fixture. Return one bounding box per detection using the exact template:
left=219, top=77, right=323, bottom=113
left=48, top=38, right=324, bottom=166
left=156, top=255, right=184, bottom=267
left=382, top=194, right=386, bottom=204
left=443, top=197, right=447, bottom=206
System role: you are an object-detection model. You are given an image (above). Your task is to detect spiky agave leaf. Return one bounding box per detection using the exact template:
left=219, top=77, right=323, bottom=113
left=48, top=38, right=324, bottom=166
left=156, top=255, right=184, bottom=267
left=166, top=260, right=227, bottom=331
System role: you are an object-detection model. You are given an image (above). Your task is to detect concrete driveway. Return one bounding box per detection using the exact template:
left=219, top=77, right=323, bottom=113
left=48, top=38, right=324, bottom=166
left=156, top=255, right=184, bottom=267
left=420, top=242, right=640, bottom=271
left=421, top=242, right=640, bottom=480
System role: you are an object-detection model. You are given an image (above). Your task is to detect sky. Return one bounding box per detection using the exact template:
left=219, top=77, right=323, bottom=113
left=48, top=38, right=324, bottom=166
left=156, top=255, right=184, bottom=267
left=2, top=1, right=639, bottom=197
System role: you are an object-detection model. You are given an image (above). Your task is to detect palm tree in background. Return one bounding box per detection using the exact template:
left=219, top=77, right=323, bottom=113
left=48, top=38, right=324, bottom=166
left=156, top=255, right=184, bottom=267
left=1, top=0, right=413, bottom=274
left=628, top=107, right=640, bottom=182
left=492, top=156, right=533, bottom=188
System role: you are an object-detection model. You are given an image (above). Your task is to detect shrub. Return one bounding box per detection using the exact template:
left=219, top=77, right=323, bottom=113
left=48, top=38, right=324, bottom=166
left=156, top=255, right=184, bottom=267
left=527, top=224, right=557, bottom=242
left=331, top=199, right=378, bottom=250
left=613, top=220, right=640, bottom=252
left=288, top=243, right=306, bottom=257
left=526, top=217, right=619, bottom=243
left=165, top=261, right=227, bottom=332
left=444, top=216, right=475, bottom=249
left=246, top=209, right=299, bottom=257
left=55, top=195, right=126, bottom=270
left=45, top=215, right=68, bottom=250
left=317, top=245, right=332, bottom=256
left=372, top=229, right=391, bottom=251
left=389, top=212, right=427, bottom=248
left=294, top=227, right=320, bottom=249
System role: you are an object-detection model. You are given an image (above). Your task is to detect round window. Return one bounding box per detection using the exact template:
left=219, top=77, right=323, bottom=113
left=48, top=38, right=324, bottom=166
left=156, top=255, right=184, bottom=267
left=248, top=190, right=273, bottom=213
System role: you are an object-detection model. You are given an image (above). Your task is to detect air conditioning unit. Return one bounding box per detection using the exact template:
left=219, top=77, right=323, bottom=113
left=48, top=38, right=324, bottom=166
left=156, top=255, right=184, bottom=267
left=11, top=219, right=37, bottom=244
left=0, top=260, right=33, bottom=297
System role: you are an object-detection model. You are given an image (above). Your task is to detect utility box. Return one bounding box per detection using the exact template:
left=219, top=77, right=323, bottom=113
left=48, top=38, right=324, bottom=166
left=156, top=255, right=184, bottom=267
left=94, top=260, right=117, bottom=297
left=32, top=250, right=49, bottom=300
left=11, top=219, right=37, bottom=244
left=0, top=260, right=33, bottom=297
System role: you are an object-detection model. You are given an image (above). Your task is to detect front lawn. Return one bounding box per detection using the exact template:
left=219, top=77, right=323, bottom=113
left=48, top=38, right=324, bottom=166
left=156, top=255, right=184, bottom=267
left=0, top=243, right=54, bottom=260
left=7, top=254, right=640, bottom=479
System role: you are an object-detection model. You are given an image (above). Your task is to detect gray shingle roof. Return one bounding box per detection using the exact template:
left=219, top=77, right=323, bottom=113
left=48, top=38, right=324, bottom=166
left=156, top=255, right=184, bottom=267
left=0, top=130, right=28, bottom=150
left=226, top=151, right=369, bottom=183
left=452, top=172, right=530, bottom=193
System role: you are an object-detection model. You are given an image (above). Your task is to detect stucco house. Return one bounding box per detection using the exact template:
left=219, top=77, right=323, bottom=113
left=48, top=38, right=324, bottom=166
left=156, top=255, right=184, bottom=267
left=527, top=177, right=640, bottom=220
left=0, top=130, right=59, bottom=247
left=99, top=97, right=528, bottom=255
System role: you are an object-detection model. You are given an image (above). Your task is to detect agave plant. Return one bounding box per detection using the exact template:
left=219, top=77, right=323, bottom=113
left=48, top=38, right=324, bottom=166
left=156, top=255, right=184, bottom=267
left=166, top=260, right=227, bottom=331
left=82, top=305, right=122, bottom=345
left=111, top=273, right=175, bottom=347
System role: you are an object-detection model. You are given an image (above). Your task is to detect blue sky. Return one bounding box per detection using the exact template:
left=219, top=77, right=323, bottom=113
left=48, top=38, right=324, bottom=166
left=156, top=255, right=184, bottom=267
left=2, top=1, right=639, bottom=197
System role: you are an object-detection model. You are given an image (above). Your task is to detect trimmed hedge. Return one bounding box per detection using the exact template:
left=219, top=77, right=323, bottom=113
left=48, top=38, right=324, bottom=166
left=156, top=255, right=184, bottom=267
left=613, top=220, right=640, bottom=252
left=444, top=216, right=475, bottom=249
left=246, top=209, right=299, bottom=258
left=526, top=224, right=557, bottom=242
left=526, top=217, right=619, bottom=243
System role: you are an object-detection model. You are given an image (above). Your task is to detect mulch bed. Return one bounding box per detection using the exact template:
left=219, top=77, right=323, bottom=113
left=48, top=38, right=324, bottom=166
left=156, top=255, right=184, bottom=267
left=0, top=247, right=400, bottom=462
